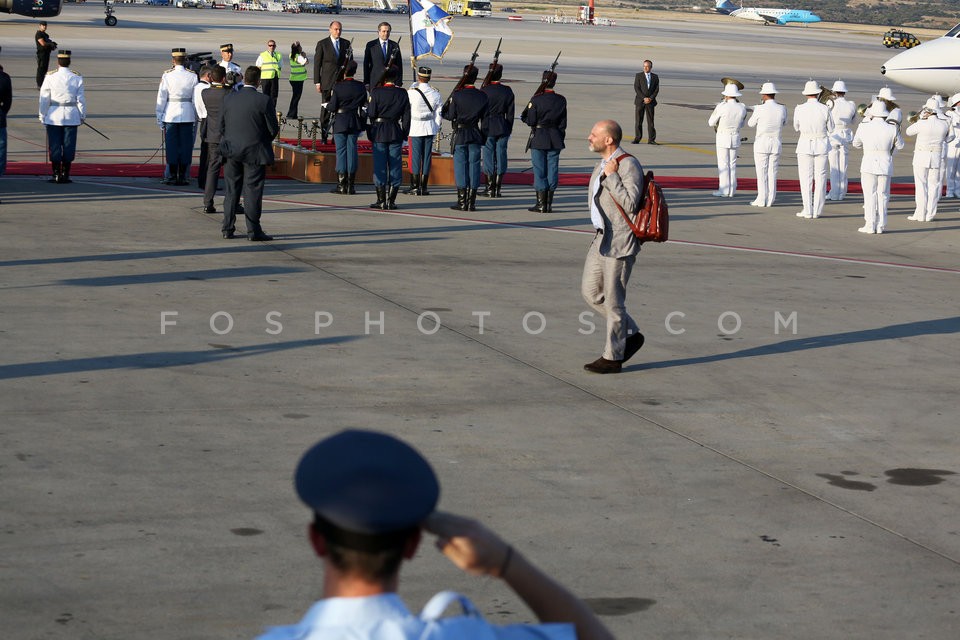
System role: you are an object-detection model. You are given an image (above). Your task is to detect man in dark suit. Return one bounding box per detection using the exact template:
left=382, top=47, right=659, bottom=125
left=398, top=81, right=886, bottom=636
left=200, top=66, right=229, bottom=214
left=0, top=62, right=11, bottom=203
left=219, top=66, right=279, bottom=241
left=314, top=20, right=348, bottom=144
left=366, top=66, right=410, bottom=210
left=363, top=22, right=403, bottom=89
left=633, top=59, right=659, bottom=145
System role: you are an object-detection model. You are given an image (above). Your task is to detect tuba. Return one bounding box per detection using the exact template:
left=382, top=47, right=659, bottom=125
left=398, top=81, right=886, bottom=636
left=721, top=77, right=745, bottom=90
left=817, top=85, right=837, bottom=109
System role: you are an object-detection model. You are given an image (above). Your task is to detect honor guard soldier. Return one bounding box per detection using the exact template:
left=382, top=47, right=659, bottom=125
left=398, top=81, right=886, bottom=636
left=39, top=50, right=85, bottom=184
left=256, top=39, right=282, bottom=102
left=827, top=79, right=857, bottom=201
left=794, top=80, right=834, bottom=218
left=442, top=65, right=489, bottom=212
left=707, top=82, right=747, bottom=197
left=366, top=65, right=411, bottom=210
left=852, top=100, right=903, bottom=234
left=157, top=47, right=198, bottom=186
left=944, top=92, right=960, bottom=197
left=219, top=44, right=242, bottom=89
left=521, top=71, right=567, bottom=213
left=905, top=97, right=953, bottom=223
left=326, top=59, right=366, bottom=196
left=481, top=63, right=515, bottom=198
left=747, top=82, right=787, bottom=207
left=405, top=66, right=442, bottom=196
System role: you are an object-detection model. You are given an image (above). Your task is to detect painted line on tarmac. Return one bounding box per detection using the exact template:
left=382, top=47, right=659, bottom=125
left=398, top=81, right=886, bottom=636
left=95, top=180, right=960, bottom=276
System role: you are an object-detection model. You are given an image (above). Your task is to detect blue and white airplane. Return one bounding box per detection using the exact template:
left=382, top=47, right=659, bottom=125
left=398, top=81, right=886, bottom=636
left=882, top=23, right=960, bottom=96
left=715, top=0, right=821, bottom=26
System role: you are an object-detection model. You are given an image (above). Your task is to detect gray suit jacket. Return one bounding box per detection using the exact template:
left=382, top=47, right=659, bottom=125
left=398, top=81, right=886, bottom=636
left=589, top=150, right=644, bottom=258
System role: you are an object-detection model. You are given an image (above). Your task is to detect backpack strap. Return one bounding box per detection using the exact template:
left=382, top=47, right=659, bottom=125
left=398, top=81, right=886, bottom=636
left=420, top=590, right=484, bottom=621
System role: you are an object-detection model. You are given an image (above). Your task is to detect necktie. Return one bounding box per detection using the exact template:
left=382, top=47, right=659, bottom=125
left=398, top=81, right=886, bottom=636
left=333, top=39, right=339, bottom=57
left=382, top=41, right=388, bottom=61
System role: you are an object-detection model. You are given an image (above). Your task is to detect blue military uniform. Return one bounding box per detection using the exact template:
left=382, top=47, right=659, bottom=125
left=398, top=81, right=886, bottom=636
left=442, top=77, right=489, bottom=211
left=326, top=72, right=367, bottom=195
left=521, top=81, right=566, bottom=213
left=481, top=73, right=515, bottom=198
left=366, top=79, right=411, bottom=210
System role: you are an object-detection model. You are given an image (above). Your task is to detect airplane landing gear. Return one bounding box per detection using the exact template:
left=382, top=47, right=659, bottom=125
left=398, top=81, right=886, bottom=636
left=105, top=1, right=118, bottom=26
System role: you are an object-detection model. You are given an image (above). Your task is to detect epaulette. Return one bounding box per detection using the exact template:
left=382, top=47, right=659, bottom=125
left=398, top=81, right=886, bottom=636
left=46, top=70, right=56, bottom=75
left=70, top=70, right=80, bottom=76
left=164, top=68, right=174, bottom=74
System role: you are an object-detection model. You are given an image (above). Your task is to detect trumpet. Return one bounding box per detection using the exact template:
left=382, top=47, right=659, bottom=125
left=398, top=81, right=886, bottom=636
left=856, top=103, right=869, bottom=118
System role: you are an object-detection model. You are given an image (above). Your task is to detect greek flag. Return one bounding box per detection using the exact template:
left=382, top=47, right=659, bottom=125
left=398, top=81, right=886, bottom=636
left=410, top=0, right=454, bottom=60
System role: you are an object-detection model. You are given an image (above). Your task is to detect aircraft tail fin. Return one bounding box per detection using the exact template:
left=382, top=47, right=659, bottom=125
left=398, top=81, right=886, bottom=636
left=715, top=0, right=739, bottom=15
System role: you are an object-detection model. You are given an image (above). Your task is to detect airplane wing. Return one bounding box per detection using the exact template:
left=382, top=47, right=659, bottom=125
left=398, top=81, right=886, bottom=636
left=758, top=12, right=781, bottom=25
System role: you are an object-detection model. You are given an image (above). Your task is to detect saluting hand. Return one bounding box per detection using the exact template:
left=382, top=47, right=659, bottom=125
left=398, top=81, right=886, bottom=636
left=424, top=511, right=512, bottom=578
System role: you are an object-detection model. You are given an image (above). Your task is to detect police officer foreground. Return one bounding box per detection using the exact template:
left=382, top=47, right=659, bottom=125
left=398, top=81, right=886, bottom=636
left=254, top=429, right=615, bottom=640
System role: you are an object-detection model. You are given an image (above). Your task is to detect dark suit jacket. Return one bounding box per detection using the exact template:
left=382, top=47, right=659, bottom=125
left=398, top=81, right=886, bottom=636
left=219, top=86, right=279, bottom=165
left=362, top=38, right=403, bottom=87
left=366, top=84, right=410, bottom=143
left=314, top=37, right=348, bottom=91
left=0, top=70, right=11, bottom=130
left=481, top=82, right=515, bottom=138
left=199, top=84, right=228, bottom=144
left=634, top=71, right=659, bottom=106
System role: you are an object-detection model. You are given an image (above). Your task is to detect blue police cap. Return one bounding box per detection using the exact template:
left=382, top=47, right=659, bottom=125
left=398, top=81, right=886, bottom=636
left=295, top=430, right=440, bottom=537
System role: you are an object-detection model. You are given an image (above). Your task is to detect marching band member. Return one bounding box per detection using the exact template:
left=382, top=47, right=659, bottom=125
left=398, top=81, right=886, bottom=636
left=747, top=82, right=787, bottom=207
left=852, top=100, right=903, bottom=234
left=794, top=80, right=834, bottom=218
left=827, top=79, right=857, bottom=200
left=943, top=93, right=960, bottom=198
left=708, top=82, right=747, bottom=197
left=905, top=97, right=953, bottom=222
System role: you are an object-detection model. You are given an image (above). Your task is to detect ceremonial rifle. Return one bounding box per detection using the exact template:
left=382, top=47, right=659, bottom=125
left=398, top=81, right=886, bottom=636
left=334, top=38, right=354, bottom=83
left=480, top=37, right=502, bottom=89
left=442, top=40, right=482, bottom=153
left=524, top=51, right=561, bottom=153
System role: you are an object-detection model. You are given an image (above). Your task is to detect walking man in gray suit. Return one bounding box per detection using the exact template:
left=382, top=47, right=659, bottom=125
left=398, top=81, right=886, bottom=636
left=581, top=120, right=645, bottom=374
left=219, top=66, right=279, bottom=241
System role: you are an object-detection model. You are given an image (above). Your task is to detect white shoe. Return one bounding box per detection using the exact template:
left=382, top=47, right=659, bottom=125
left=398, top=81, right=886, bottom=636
left=924, top=216, right=936, bottom=222
left=749, top=199, right=763, bottom=207
left=906, top=214, right=922, bottom=221
left=796, top=211, right=812, bottom=218
left=727, top=192, right=735, bottom=198
left=858, top=226, right=875, bottom=234
left=711, top=190, right=726, bottom=197
left=876, top=227, right=884, bottom=234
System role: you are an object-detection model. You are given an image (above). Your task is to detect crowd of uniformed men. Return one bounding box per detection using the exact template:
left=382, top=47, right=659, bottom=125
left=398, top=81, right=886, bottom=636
left=33, top=18, right=959, bottom=237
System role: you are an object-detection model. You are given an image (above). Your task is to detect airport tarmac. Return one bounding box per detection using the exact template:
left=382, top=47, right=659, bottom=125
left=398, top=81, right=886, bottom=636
left=1, top=6, right=959, bottom=640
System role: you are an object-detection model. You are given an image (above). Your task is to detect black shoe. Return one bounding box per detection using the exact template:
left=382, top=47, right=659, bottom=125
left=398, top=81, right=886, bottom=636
left=204, top=205, right=217, bottom=214
left=632, top=137, right=641, bottom=144
left=648, top=140, right=659, bottom=145
left=222, top=231, right=235, bottom=239
left=249, top=233, right=273, bottom=242
left=583, top=357, right=622, bottom=374
left=622, top=332, right=645, bottom=363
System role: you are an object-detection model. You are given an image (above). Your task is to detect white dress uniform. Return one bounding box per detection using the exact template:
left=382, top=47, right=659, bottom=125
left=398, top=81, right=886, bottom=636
left=944, top=102, right=960, bottom=197
left=793, top=92, right=834, bottom=218
left=827, top=96, right=857, bottom=200
left=853, top=106, right=904, bottom=234
left=707, top=89, right=747, bottom=197
left=747, top=93, right=787, bottom=207
left=407, top=81, right=442, bottom=137
left=156, top=59, right=198, bottom=182
left=39, top=66, right=85, bottom=127
left=219, top=59, right=243, bottom=90
left=905, top=108, right=953, bottom=222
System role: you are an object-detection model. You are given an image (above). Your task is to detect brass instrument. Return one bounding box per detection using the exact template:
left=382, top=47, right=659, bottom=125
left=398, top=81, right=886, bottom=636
left=856, top=103, right=869, bottom=118
left=817, top=85, right=837, bottom=108
left=720, top=76, right=745, bottom=91
left=907, top=110, right=920, bottom=125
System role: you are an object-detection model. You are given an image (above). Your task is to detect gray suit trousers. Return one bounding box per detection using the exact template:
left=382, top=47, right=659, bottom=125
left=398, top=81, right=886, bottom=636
left=581, top=232, right=639, bottom=361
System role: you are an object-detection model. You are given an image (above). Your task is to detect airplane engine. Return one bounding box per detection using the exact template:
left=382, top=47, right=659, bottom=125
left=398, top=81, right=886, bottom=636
left=0, top=0, right=63, bottom=18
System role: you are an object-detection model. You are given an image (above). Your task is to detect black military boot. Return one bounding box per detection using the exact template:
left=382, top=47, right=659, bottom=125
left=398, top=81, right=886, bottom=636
left=59, top=161, right=73, bottom=184
left=482, top=174, right=493, bottom=197
left=48, top=161, right=61, bottom=184
left=371, top=186, right=386, bottom=209
left=162, top=164, right=174, bottom=185
left=494, top=174, right=504, bottom=197
left=467, top=188, right=478, bottom=212
left=347, top=173, right=357, bottom=195
left=450, top=188, right=467, bottom=211
left=544, top=190, right=554, bottom=213
left=330, top=173, right=346, bottom=194
left=419, top=172, right=430, bottom=196
left=386, top=185, right=399, bottom=210
left=403, top=174, right=418, bottom=195
left=528, top=191, right=546, bottom=213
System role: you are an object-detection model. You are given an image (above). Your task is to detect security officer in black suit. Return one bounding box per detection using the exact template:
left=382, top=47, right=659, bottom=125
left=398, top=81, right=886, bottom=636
left=481, top=63, right=515, bottom=198
left=366, top=65, right=410, bottom=210
left=442, top=65, right=489, bottom=212
left=326, top=59, right=366, bottom=195
left=521, top=71, right=567, bottom=213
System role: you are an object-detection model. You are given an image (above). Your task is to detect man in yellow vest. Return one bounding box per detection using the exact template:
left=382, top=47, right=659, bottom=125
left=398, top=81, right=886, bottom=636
left=256, top=39, right=282, bottom=102
left=286, top=41, right=308, bottom=119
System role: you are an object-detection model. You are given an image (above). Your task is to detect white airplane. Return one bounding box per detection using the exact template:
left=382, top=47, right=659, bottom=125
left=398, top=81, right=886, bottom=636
left=882, top=23, right=960, bottom=96
left=714, top=0, right=821, bottom=25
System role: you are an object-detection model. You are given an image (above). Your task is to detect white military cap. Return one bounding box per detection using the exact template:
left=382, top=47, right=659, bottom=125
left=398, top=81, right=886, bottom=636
left=933, top=94, right=946, bottom=108
left=877, top=86, right=896, bottom=101
left=867, top=100, right=889, bottom=119
left=759, top=81, right=778, bottom=95
left=949, top=92, right=960, bottom=107
left=802, top=80, right=820, bottom=95
left=722, top=83, right=742, bottom=98
left=832, top=79, right=848, bottom=93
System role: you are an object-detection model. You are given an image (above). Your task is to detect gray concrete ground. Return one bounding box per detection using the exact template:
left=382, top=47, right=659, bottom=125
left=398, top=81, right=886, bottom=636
left=1, top=6, right=959, bottom=640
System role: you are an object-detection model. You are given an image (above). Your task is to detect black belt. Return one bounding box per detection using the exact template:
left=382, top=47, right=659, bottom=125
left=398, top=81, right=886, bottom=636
left=373, top=117, right=396, bottom=123
left=535, top=124, right=558, bottom=129
left=336, top=108, right=353, bottom=114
